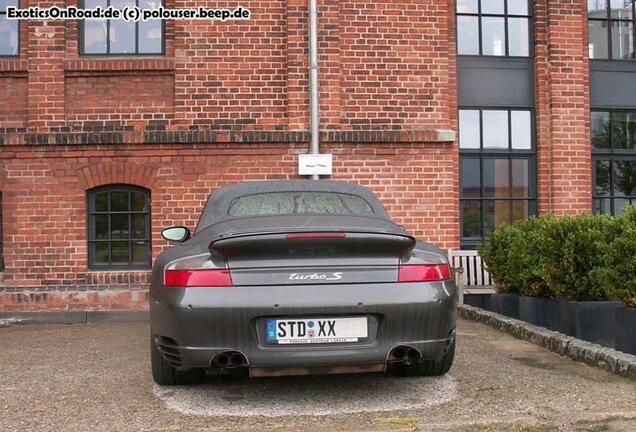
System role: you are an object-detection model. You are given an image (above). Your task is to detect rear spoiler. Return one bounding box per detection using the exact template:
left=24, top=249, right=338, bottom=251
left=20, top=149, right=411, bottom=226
left=210, top=231, right=416, bottom=258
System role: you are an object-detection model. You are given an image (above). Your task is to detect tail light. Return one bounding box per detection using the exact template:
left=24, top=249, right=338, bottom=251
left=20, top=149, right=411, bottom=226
left=164, top=254, right=233, bottom=288
left=165, top=269, right=232, bottom=288
left=398, top=264, right=451, bottom=283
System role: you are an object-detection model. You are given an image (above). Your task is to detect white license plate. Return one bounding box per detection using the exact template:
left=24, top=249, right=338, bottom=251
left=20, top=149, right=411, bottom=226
left=266, top=317, right=368, bottom=344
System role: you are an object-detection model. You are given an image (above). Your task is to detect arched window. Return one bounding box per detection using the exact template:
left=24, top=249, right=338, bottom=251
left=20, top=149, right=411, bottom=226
left=87, top=185, right=151, bottom=269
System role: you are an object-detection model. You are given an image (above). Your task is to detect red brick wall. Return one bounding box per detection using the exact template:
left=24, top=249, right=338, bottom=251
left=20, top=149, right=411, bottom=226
left=0, top=77, right=27, bottom=128
left=65, top=74, right=175, bottom=125
left=0, top=141, right=456, bottom=311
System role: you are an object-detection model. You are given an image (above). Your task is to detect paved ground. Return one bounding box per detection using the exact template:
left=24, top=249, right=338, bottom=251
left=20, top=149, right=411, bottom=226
left=0, top=319, right=634, bottom=432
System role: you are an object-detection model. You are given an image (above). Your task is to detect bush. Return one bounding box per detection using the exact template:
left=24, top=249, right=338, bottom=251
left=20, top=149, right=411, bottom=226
left=596, top=207, right=636, bottom=308
left=479, top=206, right=636, bottom=307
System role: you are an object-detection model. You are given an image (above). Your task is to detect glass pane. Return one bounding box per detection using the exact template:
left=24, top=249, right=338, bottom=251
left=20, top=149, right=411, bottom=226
left=0, top=0, right=19, bottom=9
left=93, top=242, right=109, bottom=264
left=612, top=111, right=636, bottom=149
left=229, top=192, right=375, bottom=217
left=615, top=198, right=631, bottom=214
left=110, top=24, right=135, bottom=54
left=507, top=0, right=529, bottom=15
left=110, top=191, right=129, bottom=212
left=596, top=160, right=612, bottom=196
left=131, top=191, right=147, bottom=211
left=461, top=201, right=482, bottom=238
left=511, top=159, right=530, bottom=198
left=482, top=17, right=506, bottom=56
left=461, top=158, right=481, bottom=198
left=511, top=110, right=532, bottom=149
left=508, top=17, right=530, bottom=56
left=595, top=198, right=612, bottom=214
left=483, top=158, right=510, bottom=198
left=483, top=110, right=509, bottom=149
left=111, top=214, right=129, bottom=240
left=457, top=16, right=480, bottom=55
left=459, top=110, right=481, bottom=149
left=484, top=200, right=511, bottom=236
left=512, top=200, right=530, bottom=221
left=611, top=20, right=634, bottom=60
left=84, top=0, right=107, bottom=7
left=457, top=0, right=478, bottom=13
left=94, top=192, right=109, bottom=212
left=139, top=20, right=162, bottom=54
left=591, top=111, right=611, bottom=149
left=111, top=242, right=130, bottom=264
left=588, top=20, right=609, bottom=59
left=614, top=160, right=636, bottom=196
left=132, top=241, right=149, bottom=263
left=82, top=20, right=107, bottom=54
left=588, top=0, right=609, bottom=18
left=0, top=16, right=19, bottom=56
left=482, top=0, right=505, bottom=14
left=94, top=215, right=109, bottom=240
left=610, top=0, right=633, bottom=18
left=131, top=214, right=146, bottom=239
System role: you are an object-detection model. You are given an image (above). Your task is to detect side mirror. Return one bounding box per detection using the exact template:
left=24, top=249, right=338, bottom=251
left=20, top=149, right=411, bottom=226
left=161, top=226, right=191, bottom=242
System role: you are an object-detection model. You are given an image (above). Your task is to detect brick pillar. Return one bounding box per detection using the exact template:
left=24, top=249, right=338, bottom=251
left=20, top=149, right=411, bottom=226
left=27, top=2, right=66, bottom=132
left=536, top=0, right=592, bottom=215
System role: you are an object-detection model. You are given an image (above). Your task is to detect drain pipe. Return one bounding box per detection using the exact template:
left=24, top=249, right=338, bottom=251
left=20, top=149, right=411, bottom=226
left=308, top=0, right=320, bottom=180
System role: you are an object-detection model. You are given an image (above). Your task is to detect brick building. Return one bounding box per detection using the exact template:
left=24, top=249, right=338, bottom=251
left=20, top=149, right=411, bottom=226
left=0, top=0, right=634, bottom=312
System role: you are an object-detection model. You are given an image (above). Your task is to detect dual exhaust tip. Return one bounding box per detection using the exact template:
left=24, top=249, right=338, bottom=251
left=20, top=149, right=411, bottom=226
left=212, top=351, right=248, bottom=369
left=389, top=345, right=421, bottom=364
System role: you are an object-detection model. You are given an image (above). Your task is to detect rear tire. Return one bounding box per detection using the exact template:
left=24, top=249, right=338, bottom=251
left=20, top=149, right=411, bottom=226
left=150, top=333, right=205, bottom=386
left=399, top=337, right=455, bottom=377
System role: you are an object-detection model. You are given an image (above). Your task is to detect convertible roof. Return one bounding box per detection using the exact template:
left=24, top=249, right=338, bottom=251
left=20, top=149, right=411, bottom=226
left=196, top=180, right=390, bottom=231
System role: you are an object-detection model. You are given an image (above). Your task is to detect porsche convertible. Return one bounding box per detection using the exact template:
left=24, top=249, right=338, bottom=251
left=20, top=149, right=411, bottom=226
left=150, top=180, right=456, bottom=385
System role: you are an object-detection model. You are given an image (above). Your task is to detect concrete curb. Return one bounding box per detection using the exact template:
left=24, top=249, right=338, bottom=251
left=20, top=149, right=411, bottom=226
left=458, top=304, right=636, bottom=380
left=0, top=311, right=149, bottom=327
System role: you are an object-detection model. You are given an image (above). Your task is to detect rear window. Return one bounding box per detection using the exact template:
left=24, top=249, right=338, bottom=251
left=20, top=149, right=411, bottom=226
left=228, top=192, right=375, bottom=217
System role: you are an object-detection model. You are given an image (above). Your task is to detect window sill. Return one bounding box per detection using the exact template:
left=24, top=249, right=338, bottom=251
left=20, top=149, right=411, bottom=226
left=64, top=57, right=175, bottom=76
left=0, top=59, right=28, bottom=76
left=85, top=270, right=151, bottom=286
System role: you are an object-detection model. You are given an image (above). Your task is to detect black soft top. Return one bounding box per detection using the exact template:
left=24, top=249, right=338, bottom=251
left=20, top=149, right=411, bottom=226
left=195, top=180, right=391, bottom=232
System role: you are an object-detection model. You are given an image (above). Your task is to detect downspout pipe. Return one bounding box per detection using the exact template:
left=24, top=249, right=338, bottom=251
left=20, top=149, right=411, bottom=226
left=308, top=0, right=320, bottom=180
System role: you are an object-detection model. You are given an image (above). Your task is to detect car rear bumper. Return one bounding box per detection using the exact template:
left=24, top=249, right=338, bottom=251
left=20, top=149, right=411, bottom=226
left=150, top=281, right=457, bottom=370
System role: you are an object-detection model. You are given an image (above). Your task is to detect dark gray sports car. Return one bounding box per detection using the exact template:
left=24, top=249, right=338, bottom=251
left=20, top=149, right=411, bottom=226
left=150, top=180, right=456, bottom=385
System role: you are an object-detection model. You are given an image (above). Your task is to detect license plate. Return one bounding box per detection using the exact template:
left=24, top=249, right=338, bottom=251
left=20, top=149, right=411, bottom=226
left=266, top=317, right=368, bottom=344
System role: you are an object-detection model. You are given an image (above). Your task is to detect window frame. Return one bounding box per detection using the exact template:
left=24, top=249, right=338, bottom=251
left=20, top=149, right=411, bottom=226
left=86, top=184, right=152, bottom=270
left=459, top=107, right=538, bottom=248
left=456, top=0, right=533, bottom=58
left=0, top=0, right=20, bottom=58
left=78, top=0, right=165, bottom=56
left=588, top=0, right=636, bottom=60
left=591, top=109, right=636, bottom=214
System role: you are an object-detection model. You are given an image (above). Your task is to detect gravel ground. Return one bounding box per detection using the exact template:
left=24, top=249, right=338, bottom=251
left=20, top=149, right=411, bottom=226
left=0, top=319, right=634, bottom=432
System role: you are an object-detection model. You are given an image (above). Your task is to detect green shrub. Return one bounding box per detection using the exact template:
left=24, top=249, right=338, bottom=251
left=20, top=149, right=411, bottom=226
left=597, top=208, right=636, bottom=308
left=539, top=213, right=621, bottom=302
left=479, top=206, right=636, bottom=307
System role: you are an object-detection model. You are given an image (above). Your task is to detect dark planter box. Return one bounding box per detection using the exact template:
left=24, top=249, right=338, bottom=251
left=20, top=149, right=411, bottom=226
left=571, top=301, right=624, bottom=348
left=615, top=307, right=636, bottom=355
left=543, top=298, right=575, bottom=336
left=519, top=296, right=545, bottom=327
left=464, top=293, right=493, bottom=311
left=490, top=294, right=520, bottom=319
